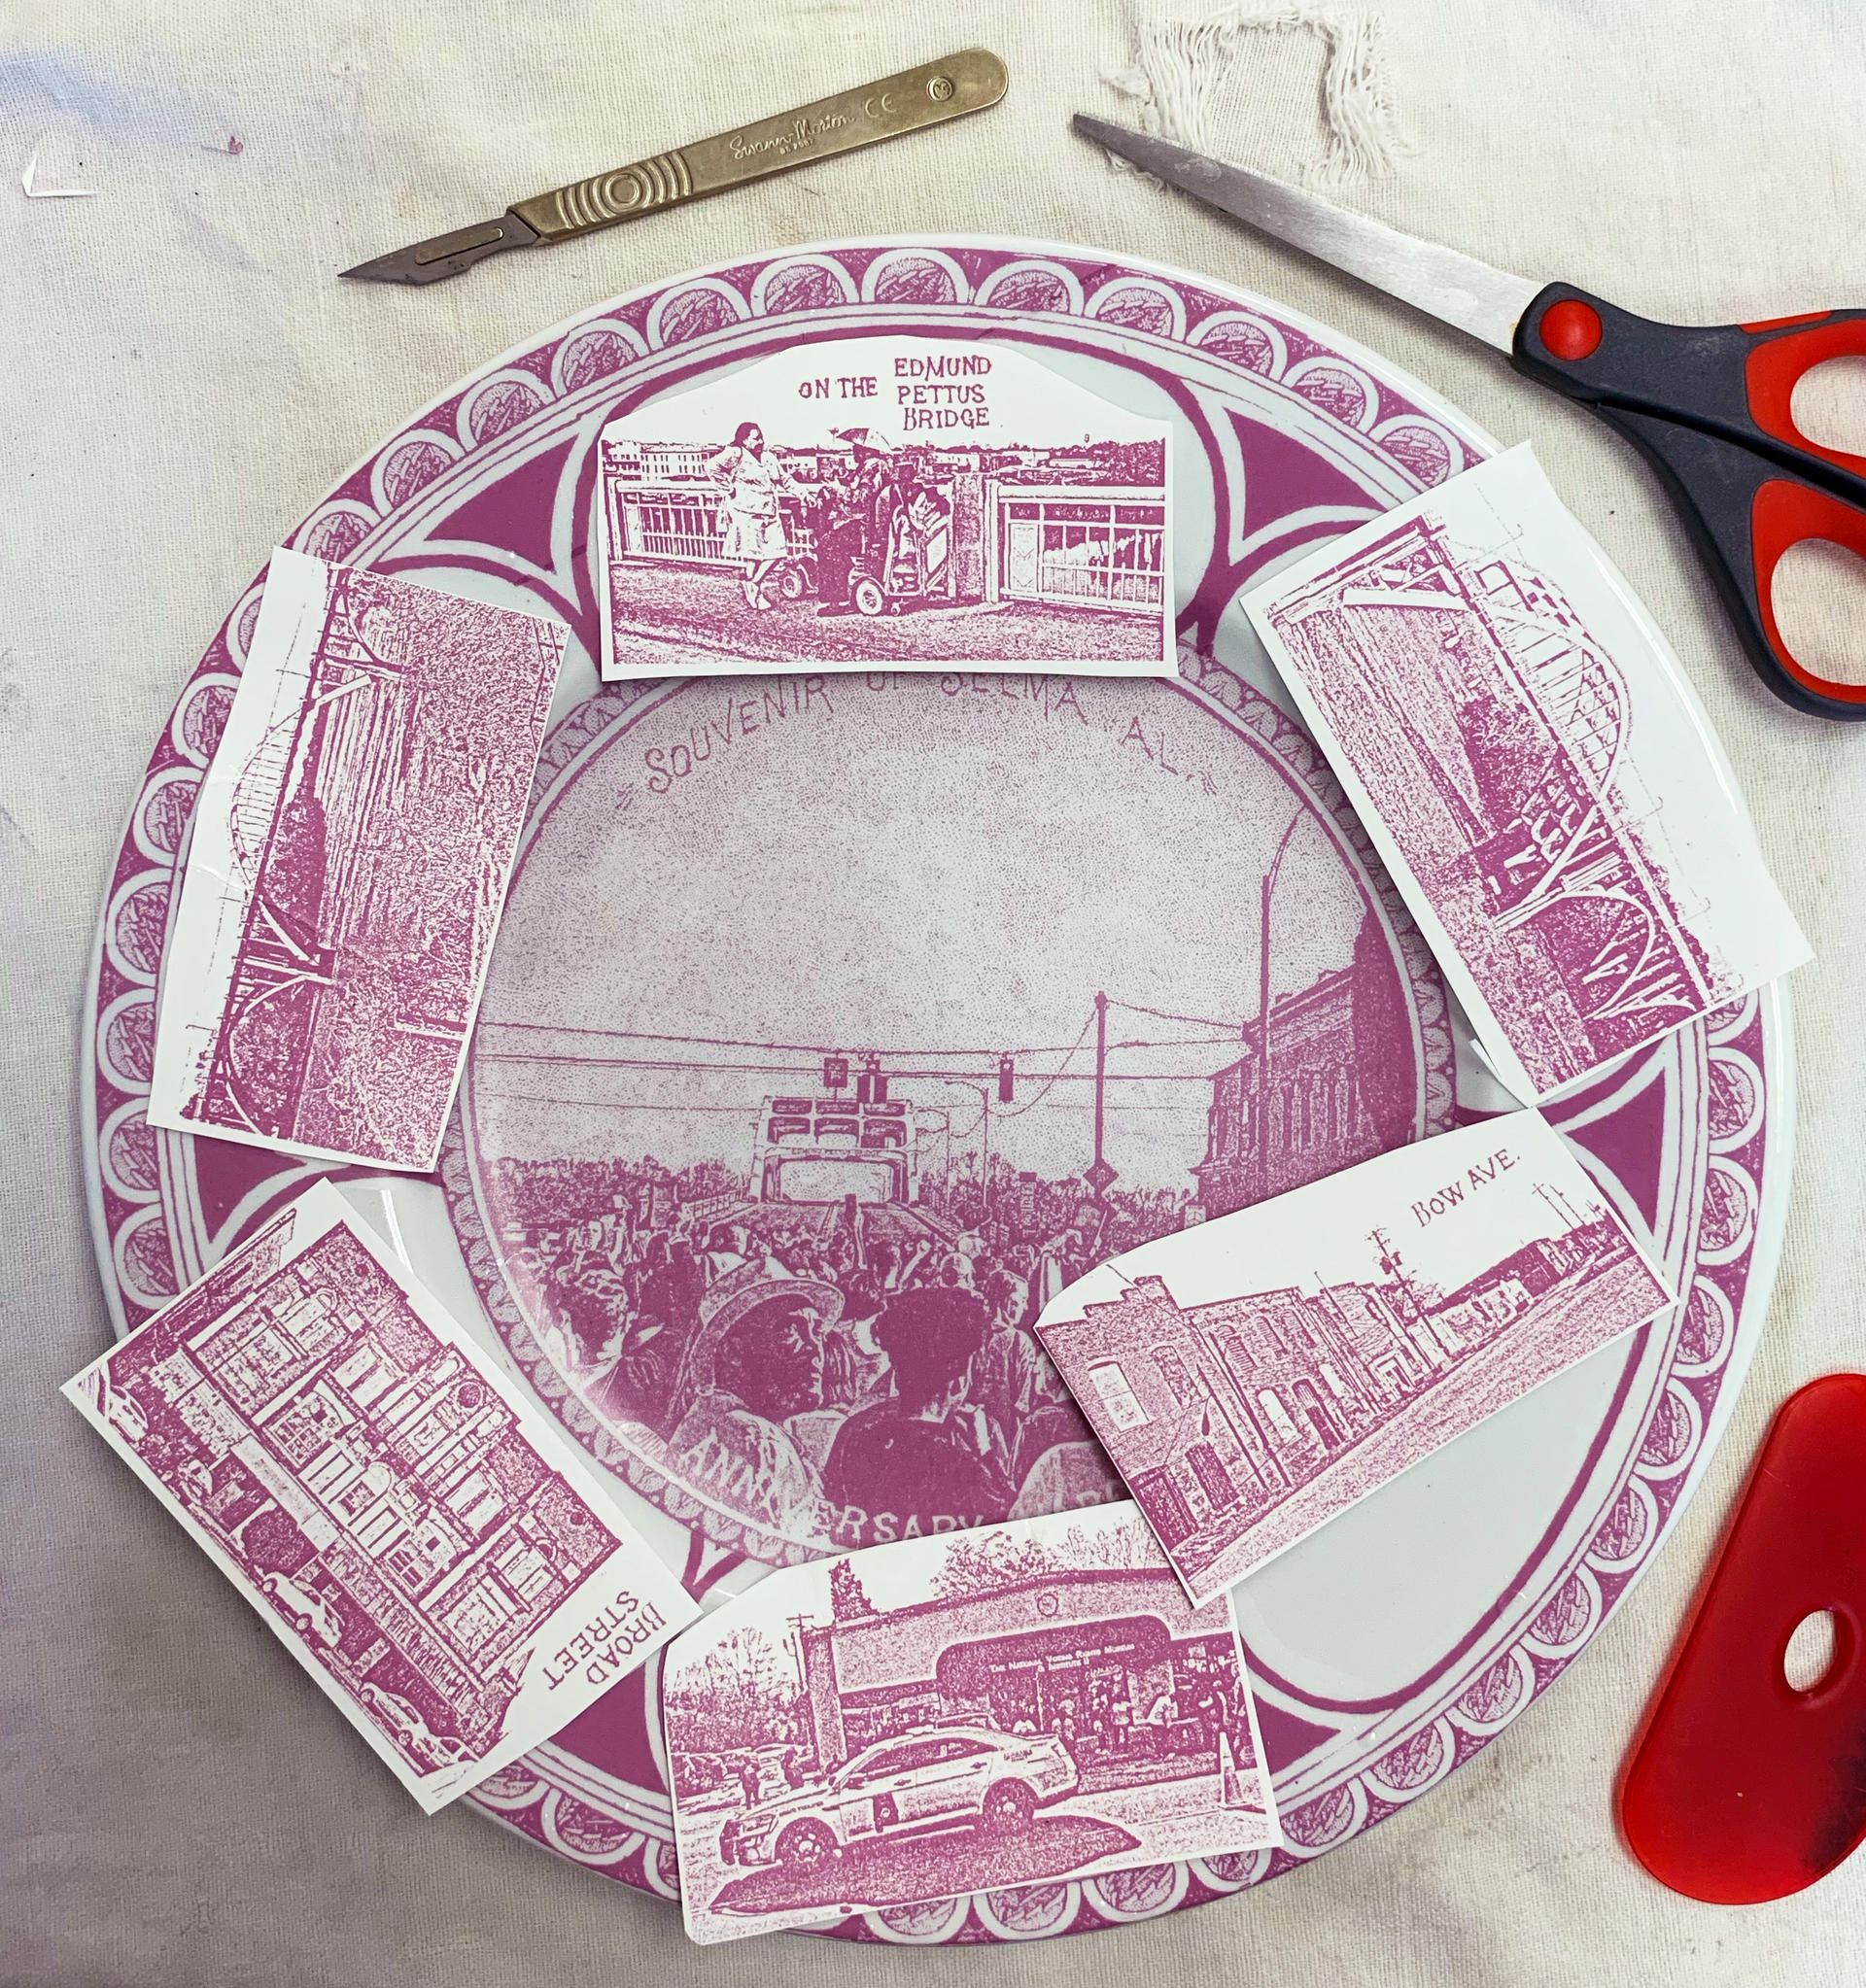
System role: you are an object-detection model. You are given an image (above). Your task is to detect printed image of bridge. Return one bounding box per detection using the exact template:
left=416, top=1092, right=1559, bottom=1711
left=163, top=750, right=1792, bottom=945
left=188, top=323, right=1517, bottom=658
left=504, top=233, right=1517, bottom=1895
left=176, top=562, right=562, bottom=1168
left=598, top=431, right=1170, bottom=674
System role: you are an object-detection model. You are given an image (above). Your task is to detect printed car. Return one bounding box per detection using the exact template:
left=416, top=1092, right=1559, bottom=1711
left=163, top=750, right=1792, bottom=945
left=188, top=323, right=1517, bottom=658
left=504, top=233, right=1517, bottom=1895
left=98, top=1383, right=149, bottom=1447
left=717, top=1725, right=1078, bottom=1868
left=360, top=1683, right=470, bottom=1768
left=258, top=1570, right=343, bottom=1650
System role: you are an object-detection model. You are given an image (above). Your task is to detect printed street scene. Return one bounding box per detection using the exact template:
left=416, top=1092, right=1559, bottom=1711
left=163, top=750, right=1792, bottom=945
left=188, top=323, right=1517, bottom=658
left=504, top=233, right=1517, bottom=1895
left=661, top=1502, right=1275, bottom=1943
left=1246, top=447, right=1809, bottom=1101
left=597, top=334, right=1173, bottom=678
left=455, top=670, right=1451, bottom=1568
left=149, top=548, right=566, bottom=1169
left=63, top=1183, right=696, bottom=1810
left=1036, top=1114, right=1674, bottom=1603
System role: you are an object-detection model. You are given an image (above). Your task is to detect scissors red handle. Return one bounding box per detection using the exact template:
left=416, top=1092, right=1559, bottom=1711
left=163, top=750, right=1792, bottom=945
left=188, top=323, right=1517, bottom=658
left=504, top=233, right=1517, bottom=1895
left=1513, top=288, right=1866, bottom=721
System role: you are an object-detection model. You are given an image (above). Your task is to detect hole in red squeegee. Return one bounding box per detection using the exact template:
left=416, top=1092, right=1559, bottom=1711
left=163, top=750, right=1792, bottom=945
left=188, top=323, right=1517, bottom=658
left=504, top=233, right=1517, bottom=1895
left=1783, top=1608, right=1841, bottom=1695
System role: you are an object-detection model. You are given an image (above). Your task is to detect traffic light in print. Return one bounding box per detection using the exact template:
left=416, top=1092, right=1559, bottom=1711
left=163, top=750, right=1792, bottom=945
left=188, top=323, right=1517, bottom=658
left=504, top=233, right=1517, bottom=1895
left=998, top=1054, right=1015, bottom=1104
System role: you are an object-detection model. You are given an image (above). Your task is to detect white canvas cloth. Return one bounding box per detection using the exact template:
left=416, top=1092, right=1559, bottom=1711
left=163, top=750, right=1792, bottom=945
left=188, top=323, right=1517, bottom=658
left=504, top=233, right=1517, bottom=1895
left=3, top=0, right=1863, bottom=1979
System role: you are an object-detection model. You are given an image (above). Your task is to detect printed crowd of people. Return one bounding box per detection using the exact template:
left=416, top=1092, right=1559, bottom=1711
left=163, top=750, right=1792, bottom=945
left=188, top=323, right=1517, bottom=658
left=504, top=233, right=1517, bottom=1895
left=495, top=1157, right=1192, bottom=1551
left=992, top=1638, right=1252, bottom=1776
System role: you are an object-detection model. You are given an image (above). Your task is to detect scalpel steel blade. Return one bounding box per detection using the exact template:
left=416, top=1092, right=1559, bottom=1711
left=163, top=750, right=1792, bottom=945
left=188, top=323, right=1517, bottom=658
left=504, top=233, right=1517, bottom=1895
left=1073, top=114, right=1539, bottom=354
left=343, top=52, right=1006, bottom=288
left=339, top=211, right=541, bottom=286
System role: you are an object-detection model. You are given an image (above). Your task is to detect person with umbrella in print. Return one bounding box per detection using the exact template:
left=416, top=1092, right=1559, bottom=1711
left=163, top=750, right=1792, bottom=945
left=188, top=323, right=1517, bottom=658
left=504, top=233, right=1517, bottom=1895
left=706, top=420, right=800, bottom=611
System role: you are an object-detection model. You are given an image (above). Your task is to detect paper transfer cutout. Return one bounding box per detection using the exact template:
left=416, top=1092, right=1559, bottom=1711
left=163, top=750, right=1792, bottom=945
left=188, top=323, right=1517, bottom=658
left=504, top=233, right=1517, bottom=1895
left=1244, top=447, right=1809, bottom=1102
left=149, top=549, right=565, bottom=1169
left=596, top=335, right=1173, bottom=678
left=64, top=1182, right=696, bottom=1810
left=1037, top=1114, right=1674, bottom=1603
left=661, top=1501, right=1274, bottom=1942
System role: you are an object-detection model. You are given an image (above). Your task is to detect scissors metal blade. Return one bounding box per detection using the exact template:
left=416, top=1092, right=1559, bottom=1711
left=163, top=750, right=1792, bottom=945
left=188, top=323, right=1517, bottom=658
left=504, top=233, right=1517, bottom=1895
left=339, top=211, right=541, bottom=286
left=1073, top=115, right=1539, bottom=355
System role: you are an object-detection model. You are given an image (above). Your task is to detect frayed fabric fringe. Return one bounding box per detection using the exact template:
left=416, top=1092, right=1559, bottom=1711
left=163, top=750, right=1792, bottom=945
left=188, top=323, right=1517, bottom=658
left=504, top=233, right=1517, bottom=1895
left=1106, top=0, right=1408, bottom=182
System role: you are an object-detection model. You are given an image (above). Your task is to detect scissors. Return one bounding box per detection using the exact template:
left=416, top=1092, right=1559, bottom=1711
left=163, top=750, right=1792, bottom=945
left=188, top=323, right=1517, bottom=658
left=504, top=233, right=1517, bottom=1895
left=1076, top=114, right=1866, bottom=723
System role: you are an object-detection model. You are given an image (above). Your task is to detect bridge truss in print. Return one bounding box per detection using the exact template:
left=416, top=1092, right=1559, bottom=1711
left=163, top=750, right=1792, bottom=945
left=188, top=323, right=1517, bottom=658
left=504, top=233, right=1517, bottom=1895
left=1249, top=449, right=1808, bottom=1102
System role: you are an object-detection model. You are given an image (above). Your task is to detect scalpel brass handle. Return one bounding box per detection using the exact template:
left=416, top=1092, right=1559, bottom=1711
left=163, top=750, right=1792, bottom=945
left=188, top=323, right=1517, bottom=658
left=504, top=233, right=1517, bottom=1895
left=509, top=50, right=1008, bottom=241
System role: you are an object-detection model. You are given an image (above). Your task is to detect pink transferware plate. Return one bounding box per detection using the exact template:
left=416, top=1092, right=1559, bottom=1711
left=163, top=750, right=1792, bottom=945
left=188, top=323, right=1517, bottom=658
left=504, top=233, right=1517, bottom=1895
left=84, top=238, right=1790, bottom=1943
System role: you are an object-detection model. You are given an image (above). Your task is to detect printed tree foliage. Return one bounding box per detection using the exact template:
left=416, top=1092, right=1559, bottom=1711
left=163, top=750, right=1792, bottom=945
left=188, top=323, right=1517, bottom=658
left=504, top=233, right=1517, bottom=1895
left=662, top=1628, right=807, bottom=1754
left=828, top=1560, right=876, bottom=1620
left=929, top=1530, right=1062, bottom=1598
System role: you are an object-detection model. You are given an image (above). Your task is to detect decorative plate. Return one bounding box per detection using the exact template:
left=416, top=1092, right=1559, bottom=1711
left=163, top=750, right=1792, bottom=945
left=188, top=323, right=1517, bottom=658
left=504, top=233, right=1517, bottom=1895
left=83, top=239, right=1789, bottom=1943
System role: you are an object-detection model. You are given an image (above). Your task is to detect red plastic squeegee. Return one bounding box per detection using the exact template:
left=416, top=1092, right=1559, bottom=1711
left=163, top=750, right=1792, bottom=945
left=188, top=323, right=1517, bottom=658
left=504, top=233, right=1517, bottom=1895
left=1618, top=1375, right=1866, bottom=1902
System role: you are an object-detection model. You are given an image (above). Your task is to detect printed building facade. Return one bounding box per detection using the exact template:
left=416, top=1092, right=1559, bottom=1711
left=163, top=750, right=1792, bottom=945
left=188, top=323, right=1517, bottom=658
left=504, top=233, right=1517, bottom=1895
left=1192, top=912, right=1421, bottom=1218
left=1042, top=1224, right=1633, bottom=1550
left=119, top=1226, right=617, bottom=1756
left=792, top=1566, right=1247, bottom=1776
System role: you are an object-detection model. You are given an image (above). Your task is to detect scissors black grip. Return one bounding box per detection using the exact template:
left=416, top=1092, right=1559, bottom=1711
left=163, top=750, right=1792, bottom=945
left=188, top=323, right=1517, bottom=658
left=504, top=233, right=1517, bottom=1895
left=1513, top=287, right=1866, bottom=721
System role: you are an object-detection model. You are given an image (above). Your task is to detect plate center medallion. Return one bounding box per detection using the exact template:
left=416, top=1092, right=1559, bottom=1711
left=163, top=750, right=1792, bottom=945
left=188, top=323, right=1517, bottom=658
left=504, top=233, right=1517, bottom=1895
left=453, top=668, right=1450, bottom=1566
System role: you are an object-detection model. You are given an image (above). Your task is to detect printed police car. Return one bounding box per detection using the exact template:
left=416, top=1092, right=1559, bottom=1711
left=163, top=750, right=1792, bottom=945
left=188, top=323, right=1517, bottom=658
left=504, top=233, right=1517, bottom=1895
left=718, top=1725, right=1078, bottom=1868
